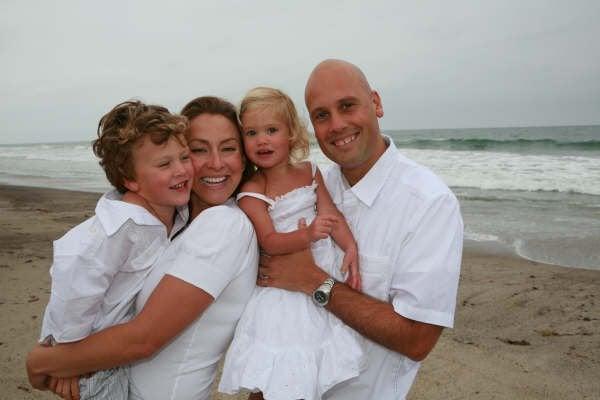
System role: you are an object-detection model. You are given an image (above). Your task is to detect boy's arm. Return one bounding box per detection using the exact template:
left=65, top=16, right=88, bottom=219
left=238, top=180, right=313, bottom=255
left=42, top=223, right=134, bottom=343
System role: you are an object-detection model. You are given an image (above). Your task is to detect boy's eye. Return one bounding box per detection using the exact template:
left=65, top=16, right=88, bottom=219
left=244, top=130, right=256, bottom=136
left=181, top=153, right=190, bottom=161
left=158, top=161, right=170, bottom=168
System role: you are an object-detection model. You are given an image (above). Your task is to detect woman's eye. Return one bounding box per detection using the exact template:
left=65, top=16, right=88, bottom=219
left=191, top=147, right=207, bottom=153
left=222, top=146, right=238, bottom=152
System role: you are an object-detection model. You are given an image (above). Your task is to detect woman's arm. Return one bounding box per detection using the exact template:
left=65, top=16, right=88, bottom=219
left=27, top=275, right=213, bottom=381
left=314, top=169, right=361, bottom=290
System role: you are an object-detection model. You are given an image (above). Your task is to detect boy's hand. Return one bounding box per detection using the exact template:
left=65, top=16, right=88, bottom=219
left=48, top=375, right=80, bottom=400
left=341, top=245, right=361, bottom=291
left=307, top=215, right=338, bottom=241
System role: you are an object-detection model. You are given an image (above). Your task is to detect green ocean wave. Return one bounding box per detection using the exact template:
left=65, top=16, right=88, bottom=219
left=395, top=138, right=600, bottom=152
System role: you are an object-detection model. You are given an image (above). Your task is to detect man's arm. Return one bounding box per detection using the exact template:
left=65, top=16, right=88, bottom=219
left=258, top=249, right=442, bottom=361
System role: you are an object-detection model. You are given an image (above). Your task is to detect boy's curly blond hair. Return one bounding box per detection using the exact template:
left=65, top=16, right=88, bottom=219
left=240, top=87, right=310, bottom=163
left=92, top=100, right=188, bottom=193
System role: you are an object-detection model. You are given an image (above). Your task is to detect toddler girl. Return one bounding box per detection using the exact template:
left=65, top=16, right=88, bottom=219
left=219, top=87, right=365, bottom=400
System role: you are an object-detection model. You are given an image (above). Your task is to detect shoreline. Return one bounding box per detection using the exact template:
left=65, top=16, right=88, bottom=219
left=2, top=182, right=594, bottom=272
left=1, top=185, right=599, bottom=399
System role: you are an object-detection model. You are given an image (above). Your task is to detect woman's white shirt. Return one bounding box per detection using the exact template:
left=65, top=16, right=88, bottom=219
left=129, top=199, right=258, bottom=400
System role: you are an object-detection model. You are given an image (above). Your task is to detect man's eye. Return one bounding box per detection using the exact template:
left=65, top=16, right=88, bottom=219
left=341, top=102, right=354, bottom=110
left=314, top=111, right=328, bottom=121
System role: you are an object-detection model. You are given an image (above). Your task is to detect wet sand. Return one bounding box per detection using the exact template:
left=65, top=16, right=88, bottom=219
left=1, top=185, right=598, bottom=399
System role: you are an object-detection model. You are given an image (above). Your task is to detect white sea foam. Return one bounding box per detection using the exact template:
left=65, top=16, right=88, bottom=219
left=401, top=149, right=600, bottom=196
left=464, top=231, right=500, bottom=242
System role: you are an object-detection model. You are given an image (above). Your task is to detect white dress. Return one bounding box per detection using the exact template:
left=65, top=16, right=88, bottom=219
left=219, top=164, right=365, bottom=400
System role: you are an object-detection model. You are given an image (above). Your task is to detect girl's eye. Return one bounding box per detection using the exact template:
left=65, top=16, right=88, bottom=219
left=267, top=127, right=278, bottom=134
left=245, top=130, right=256, bottom=136
left=181, top=153, right=190, bottom=161
left=158, top=161, right=170, bottom=168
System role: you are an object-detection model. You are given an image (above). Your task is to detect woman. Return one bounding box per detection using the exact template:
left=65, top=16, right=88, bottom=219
left=26, top=96, right=258, bottom=400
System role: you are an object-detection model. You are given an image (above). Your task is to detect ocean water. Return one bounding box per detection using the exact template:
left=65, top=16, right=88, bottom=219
left=1, top=125, right=599, bottom=270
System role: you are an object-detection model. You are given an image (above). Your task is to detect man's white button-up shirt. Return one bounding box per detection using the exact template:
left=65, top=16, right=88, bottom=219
left=323, top=137, right=463, bottom=400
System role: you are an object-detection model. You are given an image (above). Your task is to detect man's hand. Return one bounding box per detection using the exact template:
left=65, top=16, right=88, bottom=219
left=257, top=248, right=329, bottom=294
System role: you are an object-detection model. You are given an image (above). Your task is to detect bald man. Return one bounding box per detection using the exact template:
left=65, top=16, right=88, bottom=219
left=258, top=59, right=463, bottom=399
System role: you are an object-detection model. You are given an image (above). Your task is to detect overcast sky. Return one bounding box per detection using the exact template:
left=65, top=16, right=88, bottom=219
left=1, top=1, right=599, bottom=144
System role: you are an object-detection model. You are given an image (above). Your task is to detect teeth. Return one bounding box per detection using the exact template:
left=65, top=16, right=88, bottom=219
left=202, top=176, right=227, bottom=184
left=334, top=135, right=357, bottom=147
left=171, top=182, right=186, bottom=189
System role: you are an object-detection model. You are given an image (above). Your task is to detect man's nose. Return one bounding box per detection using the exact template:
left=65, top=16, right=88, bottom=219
left=329, top=111, right=347, bottom=133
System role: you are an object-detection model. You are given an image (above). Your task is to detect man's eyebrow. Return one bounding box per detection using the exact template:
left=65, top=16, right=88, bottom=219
left=337, top=96, right=359, bottom=104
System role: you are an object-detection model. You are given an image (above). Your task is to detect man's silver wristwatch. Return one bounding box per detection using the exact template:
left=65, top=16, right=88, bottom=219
left=312, top=277, right=336, bottom=306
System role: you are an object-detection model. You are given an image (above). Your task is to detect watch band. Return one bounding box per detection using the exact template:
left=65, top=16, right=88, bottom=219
left=312, top=277, right=335, bottom=306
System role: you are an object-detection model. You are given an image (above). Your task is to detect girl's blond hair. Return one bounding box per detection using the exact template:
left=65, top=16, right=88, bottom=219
left=240, top=87, right=310, bottom=163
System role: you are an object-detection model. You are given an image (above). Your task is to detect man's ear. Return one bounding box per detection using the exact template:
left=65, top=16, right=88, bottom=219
left=123, top=178, right=139, bottom=193
left=371, top=90, right=384, bottom=118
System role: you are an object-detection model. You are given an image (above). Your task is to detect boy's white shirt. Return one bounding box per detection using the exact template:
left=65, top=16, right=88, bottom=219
left=40, top=190, right=188, bottom=343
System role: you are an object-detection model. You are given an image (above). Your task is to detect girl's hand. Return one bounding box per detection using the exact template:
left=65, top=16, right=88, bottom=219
left=307, top=215, right=339, bottom=241
left=341, top=245, right=361, bottom=291
left=48, top=375, right=80, bottom=400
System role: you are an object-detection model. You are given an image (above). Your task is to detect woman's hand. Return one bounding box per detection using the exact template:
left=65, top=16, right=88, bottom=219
left=26, top=344, right=50, bottom=391
left=48, top=375, right=80, bottom=400
left=340, top=245, right=361, bottom=291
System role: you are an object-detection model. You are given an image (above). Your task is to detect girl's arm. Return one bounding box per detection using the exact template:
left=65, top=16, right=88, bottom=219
left=314, top=169, right=361, bottom=290
left=27, top=275, right=213, bottom=382
left=238, top=179, right=336, bottom=255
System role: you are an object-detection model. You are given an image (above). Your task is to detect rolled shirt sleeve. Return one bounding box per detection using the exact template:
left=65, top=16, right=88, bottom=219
left=167, top=205, right=256, bottom=299
left=390, top=192, right=463, bottom=328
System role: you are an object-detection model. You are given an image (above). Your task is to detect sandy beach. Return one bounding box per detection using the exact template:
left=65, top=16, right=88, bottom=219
left=1, top=185, right=598, bottom=400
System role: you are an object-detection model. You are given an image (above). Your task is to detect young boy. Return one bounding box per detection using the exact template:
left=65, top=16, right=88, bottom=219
left=38, top=100, right=194, bottom=399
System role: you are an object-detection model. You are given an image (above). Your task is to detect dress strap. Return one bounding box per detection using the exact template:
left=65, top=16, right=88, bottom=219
left=310, top=161, right=318, bottom=178
left=236, top=191, right=276, bottom=207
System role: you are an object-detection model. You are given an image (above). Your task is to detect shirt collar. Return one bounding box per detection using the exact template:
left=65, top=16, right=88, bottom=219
left=96, top=190, right=189, bottom=236
left=336, top=135, right=398, bottom=207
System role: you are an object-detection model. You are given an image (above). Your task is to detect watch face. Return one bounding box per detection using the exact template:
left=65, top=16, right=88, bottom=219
left=314, top=291, right=327, bottom=304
